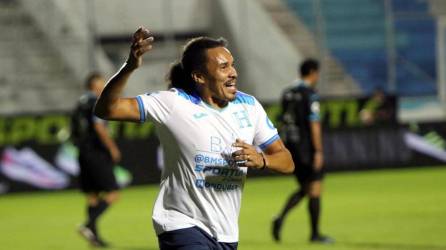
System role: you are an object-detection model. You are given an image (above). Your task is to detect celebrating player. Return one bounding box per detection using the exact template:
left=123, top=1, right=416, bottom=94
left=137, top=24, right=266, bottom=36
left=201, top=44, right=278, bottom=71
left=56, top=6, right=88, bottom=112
left=94, top=26, right=294, bottom=249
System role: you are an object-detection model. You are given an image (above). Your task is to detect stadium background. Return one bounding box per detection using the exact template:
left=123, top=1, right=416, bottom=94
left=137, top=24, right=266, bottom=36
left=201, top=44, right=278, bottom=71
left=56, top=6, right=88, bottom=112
left=0, top=0, right=445, bottom=249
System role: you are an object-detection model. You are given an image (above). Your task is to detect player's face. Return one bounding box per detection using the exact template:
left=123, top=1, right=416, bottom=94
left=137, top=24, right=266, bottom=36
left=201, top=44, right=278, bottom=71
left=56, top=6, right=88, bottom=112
left=91, top=77, right=106, bottom=96
left=310, top=70, right=320, bottom=86
left=202, top=47, right=238, bottom=106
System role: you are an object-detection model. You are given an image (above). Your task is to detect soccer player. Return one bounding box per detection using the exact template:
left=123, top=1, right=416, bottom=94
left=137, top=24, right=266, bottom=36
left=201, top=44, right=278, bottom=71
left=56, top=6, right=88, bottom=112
left=73, top=73, right=121, bottom=247
left=94, top=26, right=294, bottom=250
left=272, top=59, right=334, bottom=244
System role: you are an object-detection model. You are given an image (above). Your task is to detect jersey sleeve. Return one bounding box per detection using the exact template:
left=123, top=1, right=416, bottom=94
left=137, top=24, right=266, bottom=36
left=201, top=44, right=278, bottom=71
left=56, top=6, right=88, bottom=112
left=309, top=92, right=321, bottom=122
left=136, top=90, right=176, bottom=124
left=253, top=98, right=280, bottom=150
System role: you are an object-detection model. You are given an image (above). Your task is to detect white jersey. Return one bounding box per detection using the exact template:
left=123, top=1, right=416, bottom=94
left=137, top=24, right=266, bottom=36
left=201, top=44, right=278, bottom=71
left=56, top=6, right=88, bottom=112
left=137, top=88, right=279, bottom=242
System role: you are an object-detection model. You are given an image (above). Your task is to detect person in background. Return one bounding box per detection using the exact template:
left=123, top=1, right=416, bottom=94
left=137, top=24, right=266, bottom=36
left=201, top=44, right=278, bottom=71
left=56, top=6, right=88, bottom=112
left=72, top=73, right=121, bottom=248
left=360, top=87, right=393, bottom=126
left=272, top=59, right=334, bottom=244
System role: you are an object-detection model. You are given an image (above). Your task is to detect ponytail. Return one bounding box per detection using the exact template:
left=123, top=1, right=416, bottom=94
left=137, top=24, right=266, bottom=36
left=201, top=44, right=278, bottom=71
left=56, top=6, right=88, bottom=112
left=167, top=61, right=195, bottom=93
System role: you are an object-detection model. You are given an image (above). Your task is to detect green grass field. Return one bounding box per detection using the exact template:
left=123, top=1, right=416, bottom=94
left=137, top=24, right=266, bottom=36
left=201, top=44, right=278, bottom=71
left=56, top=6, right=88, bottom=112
left=1, top=167, right=445, bottom=250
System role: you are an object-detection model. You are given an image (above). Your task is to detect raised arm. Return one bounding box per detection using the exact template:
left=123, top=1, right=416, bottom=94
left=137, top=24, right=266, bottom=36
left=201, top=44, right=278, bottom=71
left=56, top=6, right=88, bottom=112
left=94, top=27, right=154, bottom=122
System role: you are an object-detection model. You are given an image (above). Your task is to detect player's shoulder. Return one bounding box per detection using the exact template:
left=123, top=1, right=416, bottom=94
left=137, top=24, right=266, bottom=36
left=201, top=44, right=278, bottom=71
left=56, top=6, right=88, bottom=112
left=232, top=91, right=257, bottom=106
left=142, top=89, right=173, bottom=96
left=295, top=83, right=318, bottom=99
left=283, top=80, right=308, bottom=95
left=78, top=92, right=96, bottom=108
left=282, top=85, right=298, bottom=95
left=282, top=84, right=304, bottom=102
left=79, top=91, right=95, bottom=100
left=172, top=88, right=201, bottom=104
left=141, top=88, right=183, bottom=100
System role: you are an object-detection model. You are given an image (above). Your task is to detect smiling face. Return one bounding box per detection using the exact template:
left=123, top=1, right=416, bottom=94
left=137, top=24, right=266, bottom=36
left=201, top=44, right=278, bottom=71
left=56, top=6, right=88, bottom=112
left=195, top=46, right=238, bottom=108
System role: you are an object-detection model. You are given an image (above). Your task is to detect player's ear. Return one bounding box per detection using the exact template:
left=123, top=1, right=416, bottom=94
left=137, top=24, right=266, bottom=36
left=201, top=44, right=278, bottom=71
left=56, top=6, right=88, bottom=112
left=191, top=71, right=206, bottom=85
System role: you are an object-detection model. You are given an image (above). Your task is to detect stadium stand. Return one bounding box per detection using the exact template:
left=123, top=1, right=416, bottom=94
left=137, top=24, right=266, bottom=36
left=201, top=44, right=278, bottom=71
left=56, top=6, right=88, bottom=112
left=0, top=0, right=81, bottom=114
left=258, top=0, right=361, bottom=97
left=285, top=0, right=437, bottom=96
left=1, top=0, right=441, bottom=115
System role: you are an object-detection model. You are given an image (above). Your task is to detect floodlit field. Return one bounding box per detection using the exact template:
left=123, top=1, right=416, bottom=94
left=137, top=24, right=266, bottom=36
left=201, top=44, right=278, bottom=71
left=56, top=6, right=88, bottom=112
left=0, top=167, right=445, bottom=250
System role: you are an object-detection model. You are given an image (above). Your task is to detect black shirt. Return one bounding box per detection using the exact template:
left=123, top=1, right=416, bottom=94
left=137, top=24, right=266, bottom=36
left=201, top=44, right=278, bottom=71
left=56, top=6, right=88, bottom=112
left=279, top=80, right=321, bottom=155
left=71, top=92, right=108, bottom=153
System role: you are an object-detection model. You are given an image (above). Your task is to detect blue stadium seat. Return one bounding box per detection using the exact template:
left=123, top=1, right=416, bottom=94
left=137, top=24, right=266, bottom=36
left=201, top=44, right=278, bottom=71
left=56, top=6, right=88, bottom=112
left=285, top=0, right=437, bottom=96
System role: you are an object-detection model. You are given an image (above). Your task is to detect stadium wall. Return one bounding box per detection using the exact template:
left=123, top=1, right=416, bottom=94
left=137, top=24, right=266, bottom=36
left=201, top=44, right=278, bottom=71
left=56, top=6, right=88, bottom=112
left=94, top=0, right=211, bottom=36
left=19, top=0, right=114, bottom=82
left=94, top=0, right=305, bottom=101
left=212, top=0, right=304, bottom=102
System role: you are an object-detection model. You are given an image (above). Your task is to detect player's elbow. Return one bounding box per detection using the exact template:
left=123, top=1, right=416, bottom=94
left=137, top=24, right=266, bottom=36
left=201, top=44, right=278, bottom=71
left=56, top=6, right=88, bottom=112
left=286, top=163, right=295, bottom=174
left=268, top=147, right=295, bottom=174
left=283, top=154, right=295, bottom=174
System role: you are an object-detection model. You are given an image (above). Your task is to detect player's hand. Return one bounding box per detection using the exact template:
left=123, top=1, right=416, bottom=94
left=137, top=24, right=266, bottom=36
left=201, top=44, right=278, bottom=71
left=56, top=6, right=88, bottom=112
left=127, top=26, right=154, bottom=70
left=313, top=151, right=323, bottom=171
left=110, top=147, right=122, bottom=163
left=232, top=139, right=265, bottom=169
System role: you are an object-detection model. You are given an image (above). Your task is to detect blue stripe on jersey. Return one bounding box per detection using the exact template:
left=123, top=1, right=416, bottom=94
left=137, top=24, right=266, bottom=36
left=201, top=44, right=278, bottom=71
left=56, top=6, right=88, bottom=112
left=310, top=93, right=320, bottom=102
left=259, top=134, right=280, bottom=150
left=136, top=96, right=146, bottom=122
left=177, top=88, right=201, bottom=104
left=233, top=91, right=255, bottom=105
left=309, top=113, right=320, bottom=121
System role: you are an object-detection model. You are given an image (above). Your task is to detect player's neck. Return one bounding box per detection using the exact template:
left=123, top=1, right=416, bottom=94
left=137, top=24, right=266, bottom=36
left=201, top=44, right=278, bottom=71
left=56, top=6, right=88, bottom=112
left=202, top=96, right=228, bottom=109
left=302, top=78, right=315, bottom=88
left=198, top=88, right=229, bottom=109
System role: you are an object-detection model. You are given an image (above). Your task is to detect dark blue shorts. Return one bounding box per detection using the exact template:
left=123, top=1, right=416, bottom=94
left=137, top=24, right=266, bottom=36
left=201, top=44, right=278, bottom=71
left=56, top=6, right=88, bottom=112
left=158, top=226, right=238, bottom=250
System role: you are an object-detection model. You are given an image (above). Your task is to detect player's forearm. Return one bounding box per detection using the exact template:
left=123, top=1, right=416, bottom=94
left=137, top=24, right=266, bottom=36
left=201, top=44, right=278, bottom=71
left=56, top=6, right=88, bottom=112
left=105, top=140, right=120, bottom=159
left=94, top=123, right=119, bottom=153
left=310, top=121, right=323, bottom=152
left=100, top=132, right=119, bottom=155
left=94, top=63, right=135, bottom=119
left=263, top=149, right=295, bottom=174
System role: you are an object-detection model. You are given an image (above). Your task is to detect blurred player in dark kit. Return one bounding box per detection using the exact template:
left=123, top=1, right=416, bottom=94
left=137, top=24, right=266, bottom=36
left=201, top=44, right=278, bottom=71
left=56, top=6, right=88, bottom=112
left=272, top=59, right=334, bottom=244
left=72, top=73, right=121, bottom=248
